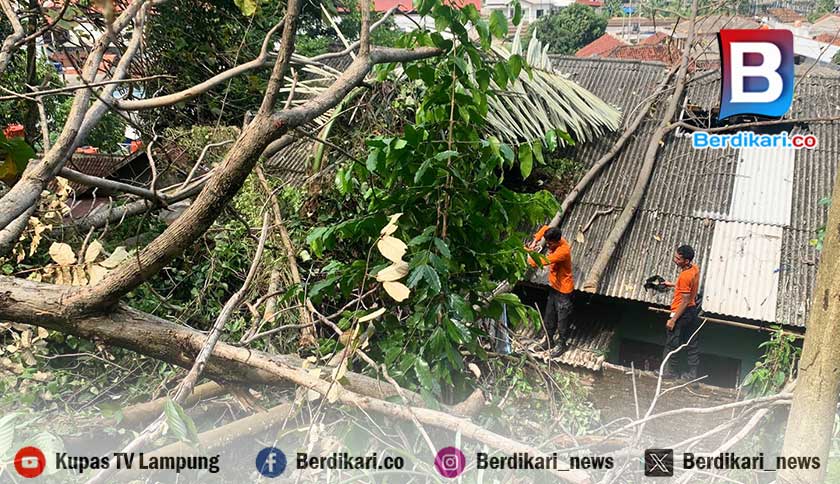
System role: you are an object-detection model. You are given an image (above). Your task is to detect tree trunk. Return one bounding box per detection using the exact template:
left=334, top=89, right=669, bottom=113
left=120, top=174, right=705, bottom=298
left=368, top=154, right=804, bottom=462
left=24, top=0, right=39, bottom=148
left=778, top=170, right=840, bottom=484
left=581, top=0, right=698, bottom=292
left=547, top=66, right=678, bottom=229
left=0, top=276, right=590, bottom=484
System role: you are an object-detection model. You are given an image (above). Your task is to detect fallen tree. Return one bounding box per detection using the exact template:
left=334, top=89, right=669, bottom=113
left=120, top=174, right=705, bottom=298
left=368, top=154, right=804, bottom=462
left=0, top=274, right=592, bottom=484
left=581, top=0, right=699, bottom=292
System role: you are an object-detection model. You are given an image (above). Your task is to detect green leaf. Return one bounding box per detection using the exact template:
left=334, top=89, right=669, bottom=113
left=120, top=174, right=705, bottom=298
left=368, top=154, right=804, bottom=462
left=414, top=357, right=436, bottom=393
left=393, top=139, right=408, bottom=150
left=533, top=141, right=544, bottom=165
left=493, top=62, right=509, bottom=89
left=366, top=149, right=380, bottom=172
left=512, top=1, right=523, bottom=25
left=499, top=144, right=515, bottom=165
left=475, top=20, right=490, bottom=45
left=0, top=413, right=19, bottom=458
left=434, top=150, right=458, bottom=161
left=422, top=265, right=442, bottom=293
left=233, top=0, right=256, bottom=16
left=0, top=134, right=35, bottom=173
left=476, top=69, right=491, bottom=91
left=519, top=143, right=533, bottom=179
left=406, top=265, right=426, bottom=288
left=164, top=399, right=199, bottom=446
left=449, top=294, right=475, bottom=321
left=463, top=4, right=480, bottom=22
left=435, top=14, right=450, bottom=32
left=490, top=10, right=508, bottom=39
left=558, top=130, right=576, bottom=146
left=818, top=196, right=831, bottom=206
left=414, top=158, right=433, bottom=184
left=508, top=54, right=523, bottom=79
left=545, top=130, right=558, bottom=151
left=433, top=238, right=451, bottom=258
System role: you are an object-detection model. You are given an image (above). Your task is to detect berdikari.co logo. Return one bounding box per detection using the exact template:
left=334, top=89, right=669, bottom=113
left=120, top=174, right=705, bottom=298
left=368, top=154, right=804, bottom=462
left=718, top=29, right=794, bottom=119
left=692, top=28, right=817, bottom=150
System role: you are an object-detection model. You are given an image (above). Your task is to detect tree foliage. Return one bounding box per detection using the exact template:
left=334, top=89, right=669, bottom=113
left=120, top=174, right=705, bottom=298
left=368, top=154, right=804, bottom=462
left=528, top=4, right=607, bottom=55
left=307, top=2, right=560, bottom=399
left=142, top=0, right=400, bottom=127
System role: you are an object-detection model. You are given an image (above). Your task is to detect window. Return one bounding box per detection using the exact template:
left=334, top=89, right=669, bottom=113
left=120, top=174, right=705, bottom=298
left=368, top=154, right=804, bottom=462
left=536, top=9, right=545, bottom=17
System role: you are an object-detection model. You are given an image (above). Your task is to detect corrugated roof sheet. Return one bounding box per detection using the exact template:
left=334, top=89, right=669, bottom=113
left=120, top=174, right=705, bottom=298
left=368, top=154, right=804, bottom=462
left=537, top=57, right=838, bottom=328
left=264, top=54, right=354, bottom=185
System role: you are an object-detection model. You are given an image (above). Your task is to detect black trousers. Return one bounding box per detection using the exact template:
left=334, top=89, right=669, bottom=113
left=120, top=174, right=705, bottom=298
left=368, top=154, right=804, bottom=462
left=545, top=290, right=573, bottom=344
left=662, top=305, right=701, bottom=377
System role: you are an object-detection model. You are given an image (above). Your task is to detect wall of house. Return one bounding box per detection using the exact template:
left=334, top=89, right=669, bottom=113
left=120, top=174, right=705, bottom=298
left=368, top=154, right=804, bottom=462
left=595, top=297, right=772, bottom=387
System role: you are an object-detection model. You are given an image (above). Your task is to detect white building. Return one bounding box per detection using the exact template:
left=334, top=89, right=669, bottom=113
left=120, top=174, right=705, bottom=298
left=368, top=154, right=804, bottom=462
left=482, top=0, right=573, bottom=23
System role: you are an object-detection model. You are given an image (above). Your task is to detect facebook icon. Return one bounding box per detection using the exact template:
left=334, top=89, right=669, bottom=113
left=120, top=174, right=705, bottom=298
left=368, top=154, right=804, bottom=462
left=718, top=29, right=794, bottom=119
left=256, top=447, right=286, bottom=478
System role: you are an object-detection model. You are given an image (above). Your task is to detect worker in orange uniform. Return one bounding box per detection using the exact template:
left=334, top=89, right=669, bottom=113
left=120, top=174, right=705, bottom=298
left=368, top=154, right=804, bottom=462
left=660, top=245, right=701, bottom=380
left=527, top=225, right=574, bottom=357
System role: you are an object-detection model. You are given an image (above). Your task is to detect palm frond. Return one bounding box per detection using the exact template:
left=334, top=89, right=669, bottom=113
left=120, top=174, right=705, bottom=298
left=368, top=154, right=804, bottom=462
left=486, top=31, right=622, bottom=148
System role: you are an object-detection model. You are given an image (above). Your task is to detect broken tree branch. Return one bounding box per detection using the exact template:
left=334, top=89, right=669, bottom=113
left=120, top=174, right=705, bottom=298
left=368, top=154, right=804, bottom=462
left=67, top=45, right=440, bottom=312
left=0, top=276, right=589, bottom=484
left=254, top=166, right=315, bottom=346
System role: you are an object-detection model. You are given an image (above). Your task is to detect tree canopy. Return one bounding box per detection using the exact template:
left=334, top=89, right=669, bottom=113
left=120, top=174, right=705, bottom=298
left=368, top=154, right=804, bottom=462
left=529, top=4, right=607, bottom=55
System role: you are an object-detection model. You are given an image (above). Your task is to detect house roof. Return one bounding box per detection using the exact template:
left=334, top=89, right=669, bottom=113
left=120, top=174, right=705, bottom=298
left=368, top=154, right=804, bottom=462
left=264, top=137, right=314, bottom=187
left=539, top=56, right=839, bottom=329
left=809, top=14, right=840, bottom=35
left=767, top=7, right=805, bottom=24
left=59, top=151, right=143, bottom=193
left=264, top=54, right=356, bottom=185
left=814, top=33, right=840, bottom=46
left=672, top=14, right=760, bottom=37
left=607, top=16, right=676, bottom=28
left=640, top=32, right=670, bottom=45
left=605, top=43, right=681, bottom=65
left=575, top=0, right=603, bottom=7
left=575, top=33, right=627, bottom=58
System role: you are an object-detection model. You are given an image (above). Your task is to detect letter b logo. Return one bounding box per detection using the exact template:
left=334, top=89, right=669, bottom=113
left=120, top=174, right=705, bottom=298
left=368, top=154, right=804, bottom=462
left=718, top=29, right=793, bottom=119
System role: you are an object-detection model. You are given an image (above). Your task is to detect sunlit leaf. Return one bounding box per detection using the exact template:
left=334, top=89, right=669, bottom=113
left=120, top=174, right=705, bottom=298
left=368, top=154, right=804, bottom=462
left=383, top=281, right=410, bottom=302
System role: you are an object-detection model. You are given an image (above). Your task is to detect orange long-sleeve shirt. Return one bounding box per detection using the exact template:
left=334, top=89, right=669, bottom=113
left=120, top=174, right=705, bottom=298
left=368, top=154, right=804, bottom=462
left=528, top=225, right=574, bottom=294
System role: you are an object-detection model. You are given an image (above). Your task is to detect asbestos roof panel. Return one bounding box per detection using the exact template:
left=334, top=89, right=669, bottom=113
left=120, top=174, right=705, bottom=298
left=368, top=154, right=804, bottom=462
left=703, top=222, right=783, bottom=321
left=264, top=137, right=311, bottom=186
left=556, top=318, right=615, bottom=371
left=533, top=57, right=840, bottom=328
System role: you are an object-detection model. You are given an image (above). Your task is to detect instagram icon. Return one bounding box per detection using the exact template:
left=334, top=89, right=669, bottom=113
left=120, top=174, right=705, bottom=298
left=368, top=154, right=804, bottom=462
left=434, top=447, right=466, bottom=478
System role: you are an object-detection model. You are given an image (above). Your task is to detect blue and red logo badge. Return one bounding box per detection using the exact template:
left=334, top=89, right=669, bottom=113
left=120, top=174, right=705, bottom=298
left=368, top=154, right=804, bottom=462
left=718, top=29, right=794, bottom=119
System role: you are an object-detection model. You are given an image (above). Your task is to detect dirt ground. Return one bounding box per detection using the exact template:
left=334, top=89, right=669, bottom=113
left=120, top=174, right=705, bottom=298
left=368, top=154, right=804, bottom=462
left=579, top=365, right=755, bottom=449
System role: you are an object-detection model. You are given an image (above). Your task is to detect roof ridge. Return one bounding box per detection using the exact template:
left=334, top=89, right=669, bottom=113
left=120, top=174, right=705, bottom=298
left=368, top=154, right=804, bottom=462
left=550, top=54, right=669, bottom=68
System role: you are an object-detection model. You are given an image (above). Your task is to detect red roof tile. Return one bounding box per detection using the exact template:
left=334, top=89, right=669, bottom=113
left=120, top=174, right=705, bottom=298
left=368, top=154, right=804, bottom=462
left=814, top=33, right=840, bottom=46
left=575, top=33, right=627, bottom=58
left=640, top=32, right=669, bottom=45
left=768, top=7, right=805, bottom=24
left=575, top=0, right=603, bottom=7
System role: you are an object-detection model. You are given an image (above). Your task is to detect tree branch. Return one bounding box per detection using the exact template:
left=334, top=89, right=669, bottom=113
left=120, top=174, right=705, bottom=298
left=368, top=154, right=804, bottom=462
left=0, top=0, right=25, bottom=76
left=67, top=45, right=440, bottom=311
left=258, top=0, right=301, bottom=115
